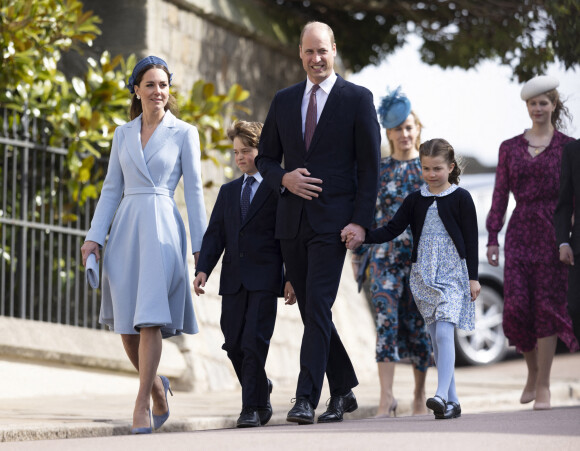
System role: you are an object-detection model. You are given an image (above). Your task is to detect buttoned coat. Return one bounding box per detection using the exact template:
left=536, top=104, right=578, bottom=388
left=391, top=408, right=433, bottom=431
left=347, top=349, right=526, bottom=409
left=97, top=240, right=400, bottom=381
left=555, top=139, right=580, bottom=252
left=256, top=74, right=381, bottom=238
left=254, top=74, right=380, bottom=407
left=196, top=175, right=284, bottom=295
left=85, top=111, right=206, bottom=337
left=554, top=138, right=580, bottom=344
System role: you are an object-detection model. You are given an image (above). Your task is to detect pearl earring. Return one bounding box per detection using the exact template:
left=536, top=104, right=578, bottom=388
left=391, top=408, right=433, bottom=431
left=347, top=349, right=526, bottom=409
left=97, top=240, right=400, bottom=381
left=136, top=94, right=141, bottom=100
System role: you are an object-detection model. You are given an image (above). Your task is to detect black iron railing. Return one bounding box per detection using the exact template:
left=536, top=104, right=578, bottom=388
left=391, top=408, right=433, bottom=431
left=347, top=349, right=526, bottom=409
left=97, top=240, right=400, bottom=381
left=0, top=108, right=107, bottom=328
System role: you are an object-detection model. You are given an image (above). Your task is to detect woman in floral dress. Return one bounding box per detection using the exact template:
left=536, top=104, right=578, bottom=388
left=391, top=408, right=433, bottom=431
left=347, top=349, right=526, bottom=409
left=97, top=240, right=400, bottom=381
left=486, top=75, right=579, bottom=411
left=352, top=88, right=431, bottom=417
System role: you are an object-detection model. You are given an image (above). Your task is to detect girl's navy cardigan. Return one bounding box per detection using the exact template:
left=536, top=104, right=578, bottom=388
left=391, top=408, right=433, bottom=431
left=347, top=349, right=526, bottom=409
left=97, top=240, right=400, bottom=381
left=365, top=187, right=479, bottom=280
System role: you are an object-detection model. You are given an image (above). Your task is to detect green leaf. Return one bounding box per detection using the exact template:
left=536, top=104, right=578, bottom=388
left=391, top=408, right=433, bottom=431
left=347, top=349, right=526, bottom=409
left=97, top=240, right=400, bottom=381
left=80, top=184, right=99, bottom=204
left=71, top=77, right=86, bottom=97
left=202, top=83, right=215, bottom=99
left=2, top=0, right=252, bottom=220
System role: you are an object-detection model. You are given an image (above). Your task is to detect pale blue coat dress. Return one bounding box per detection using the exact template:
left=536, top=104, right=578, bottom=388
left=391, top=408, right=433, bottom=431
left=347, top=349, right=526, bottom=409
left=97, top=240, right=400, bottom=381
left=85, top=111, right=207, bottom=338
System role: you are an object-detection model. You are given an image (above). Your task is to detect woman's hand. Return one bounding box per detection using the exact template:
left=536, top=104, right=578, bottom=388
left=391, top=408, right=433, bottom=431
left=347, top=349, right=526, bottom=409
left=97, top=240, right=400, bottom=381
left=284, top=281, right=296, bottom=305
left=80, top=241, right=100, bottom=267
left=486, top=245, right=500, bottom=267
left=470, top=280, right=481, bottom=301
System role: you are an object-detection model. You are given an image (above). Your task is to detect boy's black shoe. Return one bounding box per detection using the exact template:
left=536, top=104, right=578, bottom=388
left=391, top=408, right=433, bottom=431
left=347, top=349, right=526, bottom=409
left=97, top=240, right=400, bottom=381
left=236, top=407, right=261, bottom=428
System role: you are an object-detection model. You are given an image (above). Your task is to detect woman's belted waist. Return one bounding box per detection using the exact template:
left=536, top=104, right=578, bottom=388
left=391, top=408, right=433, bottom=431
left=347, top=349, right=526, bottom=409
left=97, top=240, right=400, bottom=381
left=124, top=187, right=174, bottom=197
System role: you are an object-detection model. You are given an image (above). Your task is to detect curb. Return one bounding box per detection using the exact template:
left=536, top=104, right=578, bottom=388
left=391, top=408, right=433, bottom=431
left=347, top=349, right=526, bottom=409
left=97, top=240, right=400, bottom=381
left=2, top=382, right=579, bottom=443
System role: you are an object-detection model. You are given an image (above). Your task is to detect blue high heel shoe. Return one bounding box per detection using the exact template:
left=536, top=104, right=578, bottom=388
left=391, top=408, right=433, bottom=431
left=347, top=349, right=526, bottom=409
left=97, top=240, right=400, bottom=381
left=153, top=375, right=173, bottom=429
left=131, top=409, right=153, bottom=434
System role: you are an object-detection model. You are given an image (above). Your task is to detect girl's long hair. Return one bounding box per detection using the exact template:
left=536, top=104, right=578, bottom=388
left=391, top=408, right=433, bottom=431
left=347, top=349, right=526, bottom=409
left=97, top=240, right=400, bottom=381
left=419, top=138, right=462, bottom=185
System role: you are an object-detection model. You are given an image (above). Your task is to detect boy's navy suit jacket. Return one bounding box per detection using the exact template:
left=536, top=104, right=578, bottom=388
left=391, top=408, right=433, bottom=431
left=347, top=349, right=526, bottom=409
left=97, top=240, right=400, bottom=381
left=196, top=175, right=284, bottom=296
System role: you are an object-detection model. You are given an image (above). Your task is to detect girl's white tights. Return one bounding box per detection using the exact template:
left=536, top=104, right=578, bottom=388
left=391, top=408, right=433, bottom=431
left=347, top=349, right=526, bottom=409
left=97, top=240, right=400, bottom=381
left=428, top=321, right=459, bottom=403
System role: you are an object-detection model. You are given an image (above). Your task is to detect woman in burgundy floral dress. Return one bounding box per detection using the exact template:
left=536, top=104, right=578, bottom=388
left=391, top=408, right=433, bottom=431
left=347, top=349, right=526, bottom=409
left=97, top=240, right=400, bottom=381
left=486, top=75, right=578, bottom=411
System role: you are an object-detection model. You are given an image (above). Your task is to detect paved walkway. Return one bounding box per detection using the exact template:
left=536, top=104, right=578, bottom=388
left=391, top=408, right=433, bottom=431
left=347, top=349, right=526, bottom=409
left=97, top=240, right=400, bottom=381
left=3, top=408, right=580, bottom=451
left=1, top=353, right=579, bottom=442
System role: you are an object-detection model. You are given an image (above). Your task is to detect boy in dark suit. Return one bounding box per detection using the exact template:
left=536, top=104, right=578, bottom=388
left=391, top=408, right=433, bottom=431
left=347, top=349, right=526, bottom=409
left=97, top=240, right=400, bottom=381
left=193, top=121, right=295, bottom=428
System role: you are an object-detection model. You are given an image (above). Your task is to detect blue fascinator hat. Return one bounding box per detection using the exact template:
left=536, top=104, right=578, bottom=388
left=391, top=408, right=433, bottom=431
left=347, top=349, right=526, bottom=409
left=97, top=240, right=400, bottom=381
left=378, top=86, right=411, bottom=129
left=126, top=56, right=173, bottom=94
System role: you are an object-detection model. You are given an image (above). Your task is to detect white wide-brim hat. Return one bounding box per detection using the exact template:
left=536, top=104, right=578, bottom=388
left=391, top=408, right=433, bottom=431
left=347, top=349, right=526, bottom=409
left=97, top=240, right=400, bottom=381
left=520, top=75, right=559, bottom=101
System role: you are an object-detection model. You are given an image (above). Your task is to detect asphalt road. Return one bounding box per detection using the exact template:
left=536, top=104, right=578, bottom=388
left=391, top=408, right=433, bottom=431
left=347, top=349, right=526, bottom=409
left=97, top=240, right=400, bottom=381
left=1, top=407, right=579, bottom=451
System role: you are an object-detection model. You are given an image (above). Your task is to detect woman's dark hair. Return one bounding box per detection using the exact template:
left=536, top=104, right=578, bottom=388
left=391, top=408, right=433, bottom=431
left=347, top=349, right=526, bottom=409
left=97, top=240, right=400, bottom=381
left=419, top=138, right=462, bottom=185
left=539, top=88, right=572, bottom=130
left=129, top=64, right=178, bottom=120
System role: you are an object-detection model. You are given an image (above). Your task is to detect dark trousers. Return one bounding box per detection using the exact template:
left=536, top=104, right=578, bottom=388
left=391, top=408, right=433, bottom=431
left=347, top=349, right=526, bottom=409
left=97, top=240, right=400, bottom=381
left=567, top=256, right=580, bottom=345
left=221, top=287, right=277, bottom=408
left=280, top=211, right=358, bottom=408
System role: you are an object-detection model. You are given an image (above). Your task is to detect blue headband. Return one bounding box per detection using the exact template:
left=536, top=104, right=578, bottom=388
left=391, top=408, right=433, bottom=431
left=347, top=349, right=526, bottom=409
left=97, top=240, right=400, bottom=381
left=378, top=86, right=412, bottom=129
left=127, top=56, right=173, bottom=94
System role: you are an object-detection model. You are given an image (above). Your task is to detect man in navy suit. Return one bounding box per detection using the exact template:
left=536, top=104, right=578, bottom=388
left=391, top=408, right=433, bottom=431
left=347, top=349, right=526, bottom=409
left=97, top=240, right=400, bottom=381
left=194, top=121, right=296, bottom=428
left=555, top=138, right=580, bottom=345
left=256, top=21, right=381, bottom=424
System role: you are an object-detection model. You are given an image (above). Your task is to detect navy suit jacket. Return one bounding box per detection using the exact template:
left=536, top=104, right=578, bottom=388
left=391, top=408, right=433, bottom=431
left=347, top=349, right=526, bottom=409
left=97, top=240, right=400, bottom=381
left=196, top=175, right=284, bottom=296
left=555, top=139, right=580, bottom=253
left=255, top=74, right=381, bottom=239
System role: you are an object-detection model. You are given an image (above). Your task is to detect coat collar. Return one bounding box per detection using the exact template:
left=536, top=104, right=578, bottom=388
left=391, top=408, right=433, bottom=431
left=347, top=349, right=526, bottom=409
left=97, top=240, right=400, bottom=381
left=123, top=111, right=178, bottom=181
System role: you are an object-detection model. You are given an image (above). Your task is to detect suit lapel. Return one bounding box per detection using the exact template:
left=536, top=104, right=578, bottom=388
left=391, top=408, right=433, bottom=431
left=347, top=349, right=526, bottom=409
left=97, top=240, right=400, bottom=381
left=306, top=75, right=345, bottom=159
left=231, top=176, right=244, bottom=226
left=291, top=81, right=308, bottom=157
left=123, top=116, right=153, bottom=181
left=241, top=180, right=270, bottom=228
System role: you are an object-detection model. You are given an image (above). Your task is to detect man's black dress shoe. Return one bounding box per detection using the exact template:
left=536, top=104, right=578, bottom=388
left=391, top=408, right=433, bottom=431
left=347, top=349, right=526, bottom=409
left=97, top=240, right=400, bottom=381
left=257, top=379, right=273, bottom=425
left=286, top=397, right=315, bottom=425
left=426, top=395, right=447, bottom=416
left=317, top=390, right=358, bottom=423
left=236, top=407, right=261, bottom=428
left=435, top=401, right=461, bottom=420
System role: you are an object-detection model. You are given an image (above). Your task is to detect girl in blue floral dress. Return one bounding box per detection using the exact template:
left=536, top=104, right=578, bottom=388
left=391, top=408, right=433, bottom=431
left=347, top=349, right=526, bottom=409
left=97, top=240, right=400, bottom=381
left=352, top=88, right=431, bottom=417
left=345, top=138, right=480, bottom=420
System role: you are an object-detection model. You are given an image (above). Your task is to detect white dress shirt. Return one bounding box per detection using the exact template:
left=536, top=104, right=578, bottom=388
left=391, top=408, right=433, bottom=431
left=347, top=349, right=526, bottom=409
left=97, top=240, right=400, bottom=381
left=301, top=72, right=338, bottom=137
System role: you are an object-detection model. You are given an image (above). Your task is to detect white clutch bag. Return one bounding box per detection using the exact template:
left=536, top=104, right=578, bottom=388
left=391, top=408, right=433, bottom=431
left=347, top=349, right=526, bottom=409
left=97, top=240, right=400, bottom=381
left=85, top=253, right=100, bottom=289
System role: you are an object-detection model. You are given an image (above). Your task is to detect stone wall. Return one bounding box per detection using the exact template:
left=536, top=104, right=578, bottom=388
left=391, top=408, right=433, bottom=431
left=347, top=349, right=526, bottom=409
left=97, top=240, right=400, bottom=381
left=76, top=0, right=304, bottom=122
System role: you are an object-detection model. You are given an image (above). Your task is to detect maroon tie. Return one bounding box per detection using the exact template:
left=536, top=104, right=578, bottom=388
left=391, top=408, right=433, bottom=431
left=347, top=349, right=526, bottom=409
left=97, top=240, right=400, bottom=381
left=304, top=84, right=320, bottom=150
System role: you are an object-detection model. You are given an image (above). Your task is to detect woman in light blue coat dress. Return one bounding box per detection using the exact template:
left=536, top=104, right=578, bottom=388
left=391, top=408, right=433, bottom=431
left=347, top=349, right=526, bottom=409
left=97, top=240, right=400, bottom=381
left=81, top=56, right=207, bottom=433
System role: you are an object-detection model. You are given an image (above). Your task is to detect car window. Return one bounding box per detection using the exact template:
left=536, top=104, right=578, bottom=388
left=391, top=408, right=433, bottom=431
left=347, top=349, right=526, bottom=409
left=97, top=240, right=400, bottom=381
left=461, top=174, right=515, bottom=236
